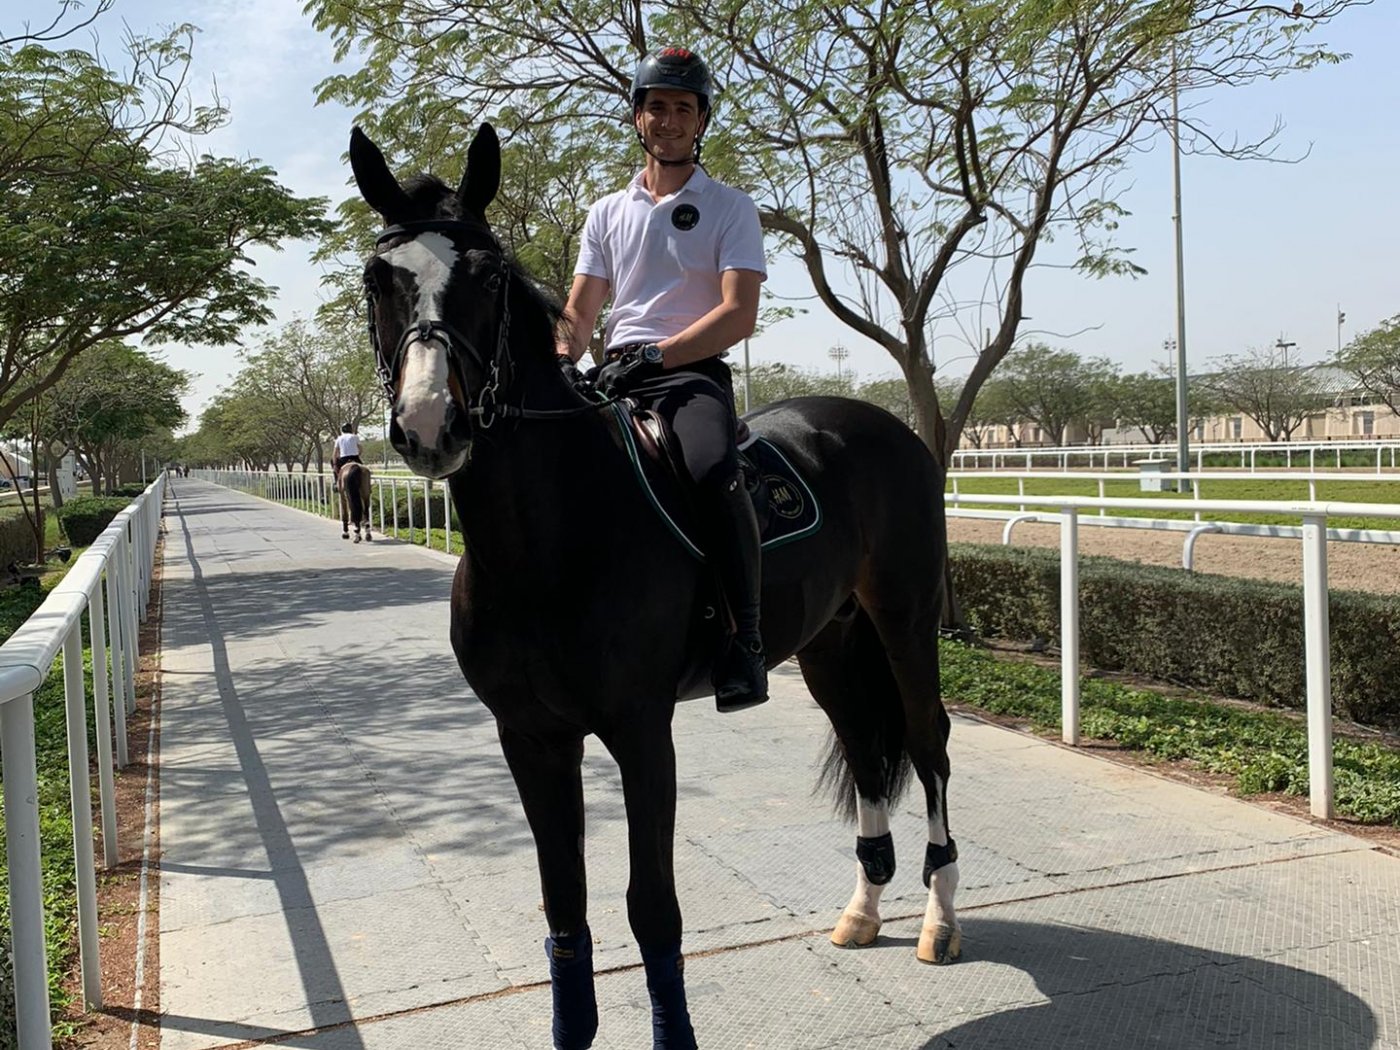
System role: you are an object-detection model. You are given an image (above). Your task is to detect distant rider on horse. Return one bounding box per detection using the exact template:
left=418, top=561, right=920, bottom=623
left=554, top=46, right=769, bottom=712
left=331, top=423, right=362, bottom=485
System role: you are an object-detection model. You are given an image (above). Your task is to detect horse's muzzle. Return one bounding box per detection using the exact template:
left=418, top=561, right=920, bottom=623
left=390, top=401, right=472, bottom=479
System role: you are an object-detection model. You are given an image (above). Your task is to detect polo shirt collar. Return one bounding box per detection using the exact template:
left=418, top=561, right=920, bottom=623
left=628, top=165, right=711, bottom=200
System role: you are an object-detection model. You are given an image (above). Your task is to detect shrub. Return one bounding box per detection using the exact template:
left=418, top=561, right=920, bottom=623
left=111, top=482, right=148, bottom=497
left=55, top=496, right=131, bottom=546
left=951, top=542, right=1400, bottom=729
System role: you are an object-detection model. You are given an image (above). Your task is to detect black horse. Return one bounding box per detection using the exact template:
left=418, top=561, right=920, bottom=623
left=350, top=124, right=960, bottom=1050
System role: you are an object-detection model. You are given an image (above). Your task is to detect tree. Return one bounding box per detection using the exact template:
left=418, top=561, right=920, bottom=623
left=998, top=344, right=1118, bottom=447
left=1200, top=344, right=1329, bottom=442
left=1338, top=315, right=1400, bottom=416
left=857, top=377, right=915, bottom=429
left=308, top=0, right=1360, bottom=465
left=38, top=340, right=189, bottom=497
left=951, top=376, right=1020, bottom=449
left=0, top=29, right=332, bottom=432
left=1110, top=371, right=1179, bottom=444
left=744, top=361, right=853, bottom=411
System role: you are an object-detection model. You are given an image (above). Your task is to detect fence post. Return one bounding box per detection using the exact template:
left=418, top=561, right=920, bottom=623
left=1301, top=513, right=1334, bottom=819
left=105, top=561, right=129, bottom=765
left=89, top=582, right=119, bottom=867
left=444, top=483, right=452, bottom=553
left=1, top=695, right=54, bottom=1049
left=1060, top=508, right=1080, bottom=746
left=63, top=626, right=103, bottom=1008
left=424, top=479, right=433, bottom=544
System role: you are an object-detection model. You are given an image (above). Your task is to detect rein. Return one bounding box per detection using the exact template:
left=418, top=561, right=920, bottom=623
left=368, top=219, right=617, bottom=429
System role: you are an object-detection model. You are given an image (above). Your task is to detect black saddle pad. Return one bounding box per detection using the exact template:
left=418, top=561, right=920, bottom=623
left=611, top=404, right=822, bottom=561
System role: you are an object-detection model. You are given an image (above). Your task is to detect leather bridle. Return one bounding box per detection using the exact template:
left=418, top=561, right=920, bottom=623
left=366, top=219, right=611, bottom=430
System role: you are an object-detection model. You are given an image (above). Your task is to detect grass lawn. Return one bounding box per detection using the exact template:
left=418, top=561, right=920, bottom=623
left=946, top=474, right=1400, bottom=531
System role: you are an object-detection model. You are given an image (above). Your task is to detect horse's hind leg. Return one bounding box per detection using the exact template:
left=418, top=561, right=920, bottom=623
left=340, top=496, right=350, bottom=539
left=796, top=609, right=908, bottom=950
left=860, top=589, right=960, bottom=965
left=597, top=712, right=696, bottom=1050
left=498, top=725, right=597, bottom=1049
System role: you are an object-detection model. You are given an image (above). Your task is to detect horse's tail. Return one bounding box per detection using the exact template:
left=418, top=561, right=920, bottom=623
left=345, top=464, right=366, bottom=524
left=812, top=604, right=915, bottom=821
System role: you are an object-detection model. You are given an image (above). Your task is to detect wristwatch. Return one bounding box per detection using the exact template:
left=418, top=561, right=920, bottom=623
left=638, top=343, right=664, bottom=367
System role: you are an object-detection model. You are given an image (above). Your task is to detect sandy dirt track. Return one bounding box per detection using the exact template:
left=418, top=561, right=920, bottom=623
left=946, top=516, right=1400, bottom=595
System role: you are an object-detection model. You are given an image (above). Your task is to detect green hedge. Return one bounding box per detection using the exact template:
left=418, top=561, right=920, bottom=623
left=0, top=506, right=34, bottom=569
left=55, top=495, right=131, bottom=546
left=110, top=482, right=148, bottom=498
left=951, top=542, right=1400, bottom=729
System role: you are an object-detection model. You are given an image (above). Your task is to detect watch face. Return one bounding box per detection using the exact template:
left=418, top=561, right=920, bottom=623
left=644, top=344, right=663, bottom=364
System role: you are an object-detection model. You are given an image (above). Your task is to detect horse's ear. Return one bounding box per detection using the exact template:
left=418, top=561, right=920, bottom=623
left=458, top=123, right=500, bottom=215
left=350, top=126, right=412, bottom=220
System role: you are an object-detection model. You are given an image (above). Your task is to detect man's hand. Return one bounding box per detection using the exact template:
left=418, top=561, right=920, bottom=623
left=594, top=348, right=663, bottom=397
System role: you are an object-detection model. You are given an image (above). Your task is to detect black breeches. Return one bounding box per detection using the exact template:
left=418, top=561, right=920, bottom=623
left=626, top=359, right=739, bottom=489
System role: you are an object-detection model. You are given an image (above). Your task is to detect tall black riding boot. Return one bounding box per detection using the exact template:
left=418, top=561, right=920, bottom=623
left=703, top=472, right=768, bottom=712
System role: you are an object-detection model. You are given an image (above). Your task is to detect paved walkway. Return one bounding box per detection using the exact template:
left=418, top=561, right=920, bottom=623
left=158, top=479, right=1399, bottom=1049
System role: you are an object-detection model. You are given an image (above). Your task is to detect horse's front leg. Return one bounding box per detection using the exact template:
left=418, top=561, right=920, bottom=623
left=340, top=496, right=350, bottom=539
left=498, top=725, right=596, bottom=1050
left=599, top=711, right=696, bottom=1050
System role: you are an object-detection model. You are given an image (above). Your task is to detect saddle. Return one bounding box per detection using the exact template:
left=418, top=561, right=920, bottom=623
left=613, top=403, right=822, bottom=560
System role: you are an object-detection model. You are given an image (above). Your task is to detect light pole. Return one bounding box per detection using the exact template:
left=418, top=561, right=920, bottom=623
left=1337, top=305, right=1346, bottom=356
left=1276, top=337, right=1297, bottom=366
left=828, top=343, right=849, bottom=387
left=1170, top=40, right=1190, bottom=480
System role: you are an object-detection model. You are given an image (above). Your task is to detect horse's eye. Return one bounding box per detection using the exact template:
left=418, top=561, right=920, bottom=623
left=364, top=258, right=390, bottom=296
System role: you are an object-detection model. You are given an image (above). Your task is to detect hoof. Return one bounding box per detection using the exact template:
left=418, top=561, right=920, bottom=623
left=830, top=911, right=881, bottom=949
left=340, top=533, right=349, bottom=540
left=354, top=535, right=362, bottom=543
left=917, top=923, right=961, bottom=965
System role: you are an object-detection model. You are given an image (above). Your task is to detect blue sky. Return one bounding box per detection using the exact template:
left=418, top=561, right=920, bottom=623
left=11, top=0, right=1400, bottom=422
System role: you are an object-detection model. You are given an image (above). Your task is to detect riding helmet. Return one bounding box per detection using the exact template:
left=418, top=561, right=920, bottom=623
left=631, top=47, right=713, bottom=115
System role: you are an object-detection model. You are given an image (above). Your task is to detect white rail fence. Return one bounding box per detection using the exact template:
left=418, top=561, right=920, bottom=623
left=946, top=490, right=1400, bottom=822
left=0, top=475, right=164, bottom=1049
left=952, top=439, right=1400, bottom=473
left=948, top=470, right=1400, bottom=568
left=195, top=468, right=462, bottom=555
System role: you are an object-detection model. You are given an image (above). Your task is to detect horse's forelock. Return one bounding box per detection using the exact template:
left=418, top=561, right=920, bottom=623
left=401, top=173, right=465, bottom=220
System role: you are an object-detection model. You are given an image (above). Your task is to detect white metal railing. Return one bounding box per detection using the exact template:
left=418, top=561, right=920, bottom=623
left=193, top=469, right=460, bottom=556
left=947, top=470, right=1400, bottom=561
left=0, top=474, right=164, bottom=1049
left=945, top=490, right=1400, bottom=822
left=951, top=439, right=1400, bottom=474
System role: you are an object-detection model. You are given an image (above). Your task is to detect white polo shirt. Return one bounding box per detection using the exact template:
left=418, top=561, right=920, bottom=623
left=334, top=433, right=360, bottom=458
left=575, top=166, right=766, bottom=348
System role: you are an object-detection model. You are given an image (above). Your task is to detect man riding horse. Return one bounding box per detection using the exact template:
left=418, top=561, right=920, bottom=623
left=554, top=47, right=769, bottom=713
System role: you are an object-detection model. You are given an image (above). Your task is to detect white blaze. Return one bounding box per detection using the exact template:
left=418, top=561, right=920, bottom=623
left=385, top=233, right=459, bottom=445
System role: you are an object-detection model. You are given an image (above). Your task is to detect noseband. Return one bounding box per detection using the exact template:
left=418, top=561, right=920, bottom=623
left=367, top=219, right=514, bottom=429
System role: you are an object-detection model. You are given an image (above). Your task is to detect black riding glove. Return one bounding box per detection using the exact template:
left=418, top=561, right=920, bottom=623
left=594, top=349, right=663, bottom=398
left=557, top=354, right=589, bottom=394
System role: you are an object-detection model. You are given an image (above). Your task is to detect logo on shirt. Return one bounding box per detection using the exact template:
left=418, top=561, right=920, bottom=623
left=671, top=204, right=700, bottom=231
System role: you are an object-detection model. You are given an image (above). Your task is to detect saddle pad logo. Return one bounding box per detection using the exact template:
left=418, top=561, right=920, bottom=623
left=671, top=204, right=700, bottom=231
left=765, top=475, right=805, bottom=520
